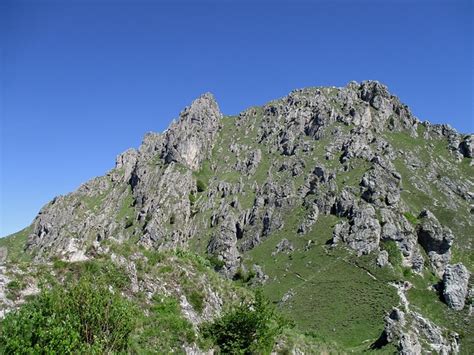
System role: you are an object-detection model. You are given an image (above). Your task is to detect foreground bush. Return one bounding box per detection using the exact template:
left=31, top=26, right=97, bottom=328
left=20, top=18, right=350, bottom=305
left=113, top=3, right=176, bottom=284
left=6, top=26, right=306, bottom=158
left=0, top=277, right=137, bottom=354
left=130, top=294, right=196, bottom=352
left=202, top=291, right=289, bottom=354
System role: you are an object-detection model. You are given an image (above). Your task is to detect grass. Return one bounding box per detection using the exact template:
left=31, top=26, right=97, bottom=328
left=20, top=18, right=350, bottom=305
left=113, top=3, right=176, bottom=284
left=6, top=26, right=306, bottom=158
left=406, top=271, right=474, bottom=352
left=0, top=226, right=33, bottom=263
left=131, top=295, right=196, bottom=353
left=116, top=186, right=136, bottom=226
left=245, top=213, right=399, bottom=350
left=380, top=240, right=402, bottom=268
left=403, top=212, right=418, bottom=225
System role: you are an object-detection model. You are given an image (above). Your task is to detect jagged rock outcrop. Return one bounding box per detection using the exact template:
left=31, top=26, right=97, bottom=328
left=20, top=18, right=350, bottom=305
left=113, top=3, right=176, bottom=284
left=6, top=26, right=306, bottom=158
left=416, top=210, right=454, bottom=277
left=162, top=93, right=222, bottom=170
left=332, top=203, right=381, bottom=255
left=207, top=212, right=241, bottom=277
left=272, top=239, right=294, bottom=256
left=443, top=263, right=470, bottom=310
left=378, top=284, right=461, bottom=354
left=459, top=135, right=473, bottom=158
left=377, top=250, right=390, bottom=267
left=4, top=80, right=472, bottom=353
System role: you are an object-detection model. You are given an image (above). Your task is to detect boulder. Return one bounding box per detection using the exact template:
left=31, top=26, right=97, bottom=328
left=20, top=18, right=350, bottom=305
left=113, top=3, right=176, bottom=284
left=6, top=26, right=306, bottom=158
left=416, top=210, right=453, bottom=276
left=443, top=263, right=470, bottom=310
left=332, top=203, right=381, bottom=255
left=272, top=238, right=294, bottom=256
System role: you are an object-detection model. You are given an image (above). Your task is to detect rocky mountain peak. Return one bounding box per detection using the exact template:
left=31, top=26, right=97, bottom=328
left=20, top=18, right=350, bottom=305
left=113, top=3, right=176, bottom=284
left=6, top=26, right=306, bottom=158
left=162, top=92, right=222, bottom=170
left=1, top=82, right=472, bottom=354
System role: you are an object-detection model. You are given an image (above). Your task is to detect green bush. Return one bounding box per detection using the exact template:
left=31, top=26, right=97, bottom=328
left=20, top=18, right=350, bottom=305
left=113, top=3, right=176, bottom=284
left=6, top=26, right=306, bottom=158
left=196, top=179, right=207, bottom=192
left=5, top=280, right=24, bottom=300
left=187, top=289, right=205, bottom=313
left=233, top=267, right=256, bottom=283
left=131, top=295, right=195, bottom=352
left=381, top=240, right=402, bottom=267
left=202, top=291, right=289, bottom=354
left=0, top=277, right=137, bottom=353
left=208, top=255, right=225, bottom=270
left=403, top=212, right=418, bottom=225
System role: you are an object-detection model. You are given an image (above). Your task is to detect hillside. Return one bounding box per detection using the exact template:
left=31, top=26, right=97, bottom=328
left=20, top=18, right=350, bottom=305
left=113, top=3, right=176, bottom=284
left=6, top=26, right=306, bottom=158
left=1, top=81, right=472, bottom=353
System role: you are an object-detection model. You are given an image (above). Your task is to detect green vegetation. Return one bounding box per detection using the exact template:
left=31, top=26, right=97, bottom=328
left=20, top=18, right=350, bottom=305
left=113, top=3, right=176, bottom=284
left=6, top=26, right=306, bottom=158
left=233, top=267, right=256, bottom=284
left=186, top=288, right=205, bottom=314
left=116, top=186, right=135, bottom=225
left=202, top=291, right=289, bottom=354
left=196, top=179, right=207, bottom=192
left=381, top=240, right=403, bottom=267
left=403, top=211, right=418, bottom=225
left=0, top=277, right=137, bottom=353
left=131, top=295, right=195, bottom=352
left=0, top=227, right=32, bottom=263
left=245, top=214, right=399, bottom=350
left=5, top=280, right=26, bottom=301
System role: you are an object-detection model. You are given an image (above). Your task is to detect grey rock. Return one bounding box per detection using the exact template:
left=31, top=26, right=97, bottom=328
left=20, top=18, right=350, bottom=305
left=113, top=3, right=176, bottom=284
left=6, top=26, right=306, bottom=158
left=360, top=166, right=401, bottom=207
left=280, top=289, right=295, bottom=304
left=272, top=238, right=294, bottom=256
left=443, top=263, right=470, bottom=310
left=250, top=264, right=268, bottom=285
left=162, top=93, right=222, bottom=170
left=399, top=332, right=422, bottom=355
left=416, top=210, right=454, bottom=276
left=332, top=203, right=381, bottom=255
left=297, top=203, right=319, bottom=234
left=377, top=250, right=389, bottom=267
left=115, top=148, right=138, bottom=182
left=207, top=212, right=240, bottom=277
left=411, top=312, right=459, bottom=354
left=459, top=135, right=473, bottom=158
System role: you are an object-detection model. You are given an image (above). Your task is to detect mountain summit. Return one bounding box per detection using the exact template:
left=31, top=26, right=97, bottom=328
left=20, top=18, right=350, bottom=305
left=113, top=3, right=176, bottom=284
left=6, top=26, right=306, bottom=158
left=1, top=81, right=472, bottom=353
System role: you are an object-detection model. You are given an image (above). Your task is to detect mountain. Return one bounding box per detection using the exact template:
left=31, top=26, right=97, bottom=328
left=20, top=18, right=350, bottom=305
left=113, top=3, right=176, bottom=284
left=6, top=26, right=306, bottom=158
left=1, top=81, right=472, bottom=353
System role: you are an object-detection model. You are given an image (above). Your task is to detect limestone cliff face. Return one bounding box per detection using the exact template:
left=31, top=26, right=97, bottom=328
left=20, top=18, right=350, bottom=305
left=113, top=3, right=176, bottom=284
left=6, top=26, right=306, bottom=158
left=26, top=81, right=472, bottom=275
left=26, top=93, right=222, bottom=258
left=162, top=93, right=222, bottom=170
left=13, top=81, right=473, bottom=353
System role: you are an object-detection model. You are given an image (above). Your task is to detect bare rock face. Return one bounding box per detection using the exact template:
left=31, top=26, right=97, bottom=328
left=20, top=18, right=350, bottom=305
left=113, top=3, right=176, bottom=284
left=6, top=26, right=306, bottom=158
left=443, top=263, right=470, bottom=310
left=332, top=203, right=381, bottom=255
left=416, top=210, right=454, bottom=277
left=8, top=81, right=473, bottom=353
left=458, top=135, right=473, bottom=158
left=272, top=238, right=294, bottom=256
left=377, top=250, right=389, bottom=267
left=162, top=93, right=222, bottom=170
left=115, top=148, right=138, bottom=182
left=207, top=212, right=241, bottom=277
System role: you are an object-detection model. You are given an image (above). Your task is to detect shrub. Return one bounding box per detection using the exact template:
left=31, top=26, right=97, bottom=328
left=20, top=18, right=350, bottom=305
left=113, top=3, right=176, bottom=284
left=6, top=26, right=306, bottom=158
left=5, top=280, right=24, bottom=300
left=233, top=267, right=256, bottom=283
left=131, top=295, right=195, bottom=352
left=187, top=289, right=205, bottom=313
left=202, top=290, right=289, bottom=354
left=403, top=212, right=418, bottom=225
left=196, top=179, right=207, bottom=192
left=207, top=255, right=225, bottom=270
left=381, top=240, right=402, bottom=267
left=0, top=277, right=137, bottom=353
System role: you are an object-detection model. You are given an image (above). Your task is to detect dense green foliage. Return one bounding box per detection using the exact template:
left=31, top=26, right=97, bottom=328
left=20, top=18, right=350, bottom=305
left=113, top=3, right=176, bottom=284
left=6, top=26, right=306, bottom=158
left=196, top=179, right=207, bottom=192
left=202, top=291, right=289, bottom=354
left=131, top=295, right=196, bottom=352
left=0, top=277, right=137, bottom=354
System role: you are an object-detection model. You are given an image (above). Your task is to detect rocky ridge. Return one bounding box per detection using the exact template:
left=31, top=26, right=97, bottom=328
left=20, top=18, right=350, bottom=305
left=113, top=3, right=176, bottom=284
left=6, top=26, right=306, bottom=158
left=1, top=81, right=472, bottom=353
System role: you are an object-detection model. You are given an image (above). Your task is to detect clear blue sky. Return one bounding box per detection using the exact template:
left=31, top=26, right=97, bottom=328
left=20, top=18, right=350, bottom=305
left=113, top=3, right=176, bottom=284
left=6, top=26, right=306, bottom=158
left=1, top=0, right=472, bottom=237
